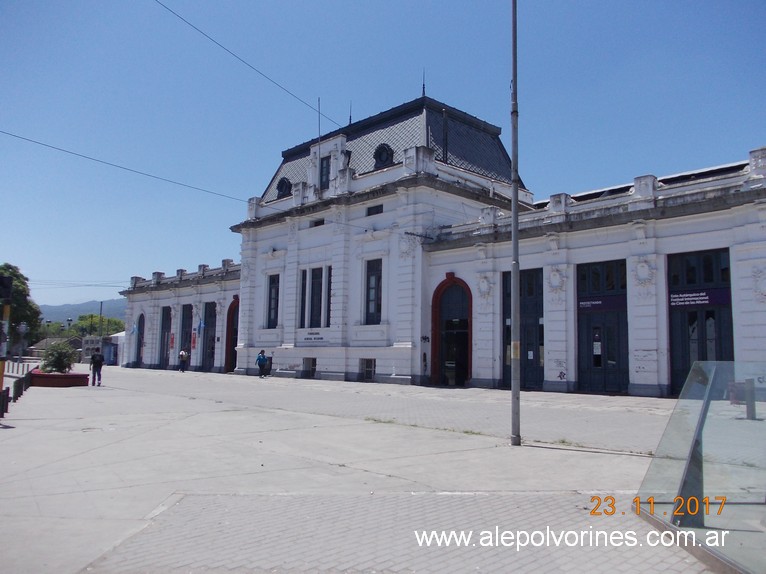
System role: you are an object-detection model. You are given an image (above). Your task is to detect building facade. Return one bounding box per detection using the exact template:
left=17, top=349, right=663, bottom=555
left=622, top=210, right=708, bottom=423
left=121, top=96, right=766, bottom=396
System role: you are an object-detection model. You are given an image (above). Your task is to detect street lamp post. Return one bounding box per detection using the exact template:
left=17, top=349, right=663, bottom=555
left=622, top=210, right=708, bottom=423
left=510, top=0, right=522, bottom=446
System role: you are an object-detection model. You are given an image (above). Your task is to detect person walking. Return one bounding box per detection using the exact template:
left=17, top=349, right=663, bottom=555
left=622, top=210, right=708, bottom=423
left=179, top=349, right=189, bottom=372
left=256, top=349, right=268, bottom=378
left=90, top=347, right=105, bottom=386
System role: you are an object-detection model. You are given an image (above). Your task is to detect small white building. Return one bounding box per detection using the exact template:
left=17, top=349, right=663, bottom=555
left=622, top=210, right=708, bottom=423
left=121, top=96, right=766, bottom=396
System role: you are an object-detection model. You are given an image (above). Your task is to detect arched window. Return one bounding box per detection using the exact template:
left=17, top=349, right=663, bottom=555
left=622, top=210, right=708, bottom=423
left=276, top=177, right=292, bottom=199
left=373, top=144, right=394, bottom=170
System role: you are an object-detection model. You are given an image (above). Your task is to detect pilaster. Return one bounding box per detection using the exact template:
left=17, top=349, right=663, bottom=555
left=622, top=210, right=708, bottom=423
left=234, top=228, right=259, bottom=374
left=472, top=243, right=499, bottom=388
left=281, top=217, right=300, bottom=350
left=330, top=206, right=350, bottom=346
left=543, top=233, right=574, bottom=391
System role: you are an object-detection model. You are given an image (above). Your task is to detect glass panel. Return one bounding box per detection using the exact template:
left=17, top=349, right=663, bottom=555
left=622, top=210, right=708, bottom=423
left=605, top=262, right=615, bottom=291
left=636, top=361, right=765, bottom=574
left=705, top=310, right=716, bottom=360
left=440, top=284, right=468, bottom=320
left=618, top=260, right=627, bottom=290
left=669, top=255, right=681, bottom=287
left=688, top=312, right=699, bottom=364
left=578, top=266, right=588, bottom=295
left=685, top=255, right=698, bottom=285
left=702, top=254, right=715, bottom=284
left=299, top=270, right=307, bottom=329
left=310, top=268, right=323, bottom=328
left=268, top=275, right=279, bottom=329
left=524, top=272, right=535, bottom=297
left=720, top=251, right=730, bottom=283
left=320, top=156, right=330, bottom=190
left=590, top=266, right=602, bottom=293
left=365, top=259, right=382, bottom=325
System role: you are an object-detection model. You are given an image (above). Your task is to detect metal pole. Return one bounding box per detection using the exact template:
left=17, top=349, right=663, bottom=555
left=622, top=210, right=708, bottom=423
left=510, top=0, right=521, bottom=446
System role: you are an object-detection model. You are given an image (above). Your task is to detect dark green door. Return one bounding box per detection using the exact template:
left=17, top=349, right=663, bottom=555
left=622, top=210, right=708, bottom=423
left=577, top=309, right=628, bottom=393
left=503, top=269, right=544, bottom=390
left=668, top=250, right=733, bottom=395
left=439, top=284, right=469, bottom=386
left=577, top=260, right=629, bottom=394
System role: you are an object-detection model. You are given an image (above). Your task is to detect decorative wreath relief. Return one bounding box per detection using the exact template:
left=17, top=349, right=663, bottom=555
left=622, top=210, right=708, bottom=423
left=548, top=267, right=566, bottom=293
left=478, top=274, right=493, bottom=299
left=546, top=267, right=567, bottom=304
left=753, top=267, right=766, bottom=303
left=633, top=258, right=656, bottom=288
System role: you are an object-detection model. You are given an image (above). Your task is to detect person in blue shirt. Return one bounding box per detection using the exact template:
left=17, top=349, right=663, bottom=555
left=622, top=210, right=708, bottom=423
left=256, top=350, right=268, bottom=378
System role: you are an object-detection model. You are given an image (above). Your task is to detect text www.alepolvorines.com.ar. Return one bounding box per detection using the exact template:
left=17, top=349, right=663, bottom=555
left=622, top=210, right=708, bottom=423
left=414, top=526, right=729, bottom=550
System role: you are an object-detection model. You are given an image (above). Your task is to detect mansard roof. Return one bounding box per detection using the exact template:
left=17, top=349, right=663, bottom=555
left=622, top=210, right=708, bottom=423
left=260, top=96, right=517, bottom=203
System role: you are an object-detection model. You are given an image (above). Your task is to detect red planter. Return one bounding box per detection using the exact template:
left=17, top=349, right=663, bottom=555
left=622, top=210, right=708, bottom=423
left=29, top=368, right=89, bottom=388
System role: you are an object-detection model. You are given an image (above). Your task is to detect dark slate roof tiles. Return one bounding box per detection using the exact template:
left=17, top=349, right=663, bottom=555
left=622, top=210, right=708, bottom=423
left=260, top=96, right=514, bottom=203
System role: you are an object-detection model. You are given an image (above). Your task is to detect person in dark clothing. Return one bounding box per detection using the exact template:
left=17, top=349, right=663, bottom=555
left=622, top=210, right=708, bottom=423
left=90, top=347, right=105, bottom=386
left=256, top=349, right=268, bottom=378
left=179, top=349, right=189, bottom=372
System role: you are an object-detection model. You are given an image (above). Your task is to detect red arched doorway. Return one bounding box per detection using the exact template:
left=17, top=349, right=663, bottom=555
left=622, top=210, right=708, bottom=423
left=224, top=296, right=239, bottom=373
left=431, top=273, right=472, bottom=386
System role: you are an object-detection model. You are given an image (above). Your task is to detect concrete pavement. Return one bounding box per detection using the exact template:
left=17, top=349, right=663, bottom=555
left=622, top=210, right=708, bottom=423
left=0, top=364, right=715, bottom=573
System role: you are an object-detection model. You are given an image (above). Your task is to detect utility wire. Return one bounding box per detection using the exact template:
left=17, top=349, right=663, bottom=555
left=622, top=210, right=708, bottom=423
left=153, top=0, right=343, bottom=130
left=153, top=1, right=384, bottom=159
left=0, top=127, right=393, bottom=235
left=2, top=4, right=411, bottom=229
left=0, top=129, right=247, bottom=203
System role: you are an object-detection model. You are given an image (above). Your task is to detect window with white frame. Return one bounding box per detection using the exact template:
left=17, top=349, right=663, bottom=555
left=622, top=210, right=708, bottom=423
left=299, top=265, right=332, bottom=329
left=365, top=258, right=382, bottom=325
left=319, top=156, right=330, bottom=191
left=267, top=274, right=280, bottom=329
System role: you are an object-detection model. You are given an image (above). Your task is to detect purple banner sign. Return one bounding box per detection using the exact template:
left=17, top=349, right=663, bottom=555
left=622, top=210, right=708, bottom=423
left=578, top=294, right=627, bottom=311
left=669, top=288, right=731, bottom=308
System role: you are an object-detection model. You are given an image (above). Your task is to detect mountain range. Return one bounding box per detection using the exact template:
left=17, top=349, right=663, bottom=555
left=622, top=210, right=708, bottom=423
left=39, top=298, right=127, bottom=323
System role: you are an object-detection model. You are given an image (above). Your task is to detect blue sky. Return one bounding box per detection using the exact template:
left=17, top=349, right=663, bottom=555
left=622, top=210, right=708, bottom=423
left=2, top=0, right=764, bottom=306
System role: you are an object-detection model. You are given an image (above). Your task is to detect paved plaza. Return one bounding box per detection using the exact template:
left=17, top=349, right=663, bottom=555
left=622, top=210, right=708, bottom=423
left=0, top=365, right=717, bottom=573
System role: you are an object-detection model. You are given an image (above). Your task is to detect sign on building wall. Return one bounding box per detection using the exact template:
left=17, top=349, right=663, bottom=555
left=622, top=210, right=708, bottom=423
left=669, top=288, right=731, bottom=307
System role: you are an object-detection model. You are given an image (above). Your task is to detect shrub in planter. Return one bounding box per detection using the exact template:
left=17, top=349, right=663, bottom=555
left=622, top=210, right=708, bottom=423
left=41, top=341, right=79, bottom=374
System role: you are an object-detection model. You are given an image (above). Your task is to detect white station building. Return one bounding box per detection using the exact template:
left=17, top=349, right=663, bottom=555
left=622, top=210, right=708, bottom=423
left=121, top=96, right=766, bottom=396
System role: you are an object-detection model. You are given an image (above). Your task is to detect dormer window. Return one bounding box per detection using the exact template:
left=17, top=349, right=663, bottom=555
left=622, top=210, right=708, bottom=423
left=374, top=144, right=394, bottom=169
left=320, top=156, right=330, bottom=190
left=276, top=177, right=292, bottom=199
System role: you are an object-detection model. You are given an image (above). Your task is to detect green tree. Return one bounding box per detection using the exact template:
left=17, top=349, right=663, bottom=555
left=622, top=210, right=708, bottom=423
left=0, top=263, right=43, bottom=347
left=73, top=314, right=125, bottom=336
left=41, top=340, right=78, bottom=373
